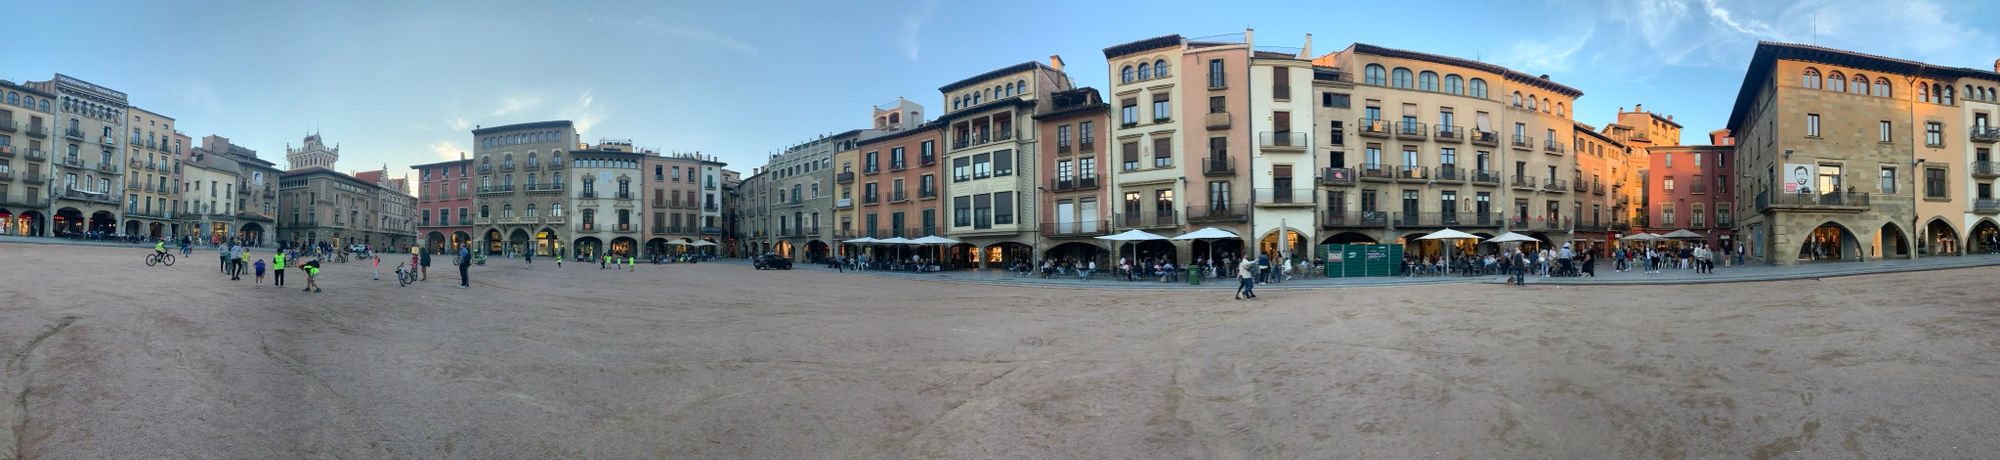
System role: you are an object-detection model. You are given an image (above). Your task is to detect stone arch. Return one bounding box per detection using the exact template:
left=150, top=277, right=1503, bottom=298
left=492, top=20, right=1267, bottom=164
left=1922, top=217, right=1962, bottom=256
left=1877, top=221, right=1911, bottom=258
left=1969, top=218, right=2000, bottom=254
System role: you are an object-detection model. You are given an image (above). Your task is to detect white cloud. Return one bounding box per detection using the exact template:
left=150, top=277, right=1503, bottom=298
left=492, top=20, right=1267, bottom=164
left=447, top=116, right=472, bottom=131
left=1495, top=25, right=1595, bottom=74
left=559, top=90, right=609, bottom=136
left=899, top=0, right=937, bottom=60
left=626, top=18, right=759, bottom=57
left=1700, top=0, right=1782, bottom=39
left=428, top=141, right=466, bottom=161
left=491, top=95, right=543, bottom=117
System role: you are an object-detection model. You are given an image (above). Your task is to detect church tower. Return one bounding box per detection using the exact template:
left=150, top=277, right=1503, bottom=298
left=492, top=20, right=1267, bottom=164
left=286, top=133, right=340, bottom=170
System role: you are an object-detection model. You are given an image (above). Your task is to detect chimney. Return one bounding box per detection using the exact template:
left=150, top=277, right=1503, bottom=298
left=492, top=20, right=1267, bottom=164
left=1049, top=55, right=1065, bottom=72
left=1993, top=58, right=1999, bottom=73
left=1302, top=33, right=1312, bottom=58
left=1245, top=27, right=1255, bottom=45
left=1635, top=103, right=1644, bottom=113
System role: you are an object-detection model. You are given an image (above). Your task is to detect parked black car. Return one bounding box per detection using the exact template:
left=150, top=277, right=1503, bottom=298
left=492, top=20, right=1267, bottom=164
left=753, top=253, right=792, bottom=270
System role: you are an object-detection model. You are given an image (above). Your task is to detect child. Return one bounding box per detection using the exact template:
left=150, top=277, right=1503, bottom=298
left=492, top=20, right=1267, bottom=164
left=627, top=255, right=635, bottom=272
left=372, top=255, right=382, bottom=280
left=254, top=258, right=268, bottom=286
left=302, top=259, right=323, bottom=293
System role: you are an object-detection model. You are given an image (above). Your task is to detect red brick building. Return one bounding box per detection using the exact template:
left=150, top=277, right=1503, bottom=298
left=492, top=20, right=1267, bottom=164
left=1644, top=143, right=1736, bottom=249
left=412, top=156, right=474, bottom=253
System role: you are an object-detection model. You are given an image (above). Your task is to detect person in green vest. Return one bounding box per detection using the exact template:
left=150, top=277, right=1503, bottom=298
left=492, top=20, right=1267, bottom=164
left=272, top=250, right=287, bottom=287
left=627, top=254, right=635, bottom=272
left=601, top=253, right=610, bottom=270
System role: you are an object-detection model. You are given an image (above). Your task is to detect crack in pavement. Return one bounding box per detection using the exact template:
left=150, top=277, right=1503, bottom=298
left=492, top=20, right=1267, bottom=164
left=4, top=316, right=80, bottom=459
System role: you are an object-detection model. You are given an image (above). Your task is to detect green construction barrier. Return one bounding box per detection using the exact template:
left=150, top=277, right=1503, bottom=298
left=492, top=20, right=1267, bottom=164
left=1321, top=244, right=1404, bottom=277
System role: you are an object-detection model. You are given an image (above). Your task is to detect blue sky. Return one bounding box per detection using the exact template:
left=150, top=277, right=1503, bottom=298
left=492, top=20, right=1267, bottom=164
left=6, top=0, right=1997, bottom=180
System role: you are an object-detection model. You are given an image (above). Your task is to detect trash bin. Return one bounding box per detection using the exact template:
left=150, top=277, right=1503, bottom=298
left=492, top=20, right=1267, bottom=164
left=1187, top=267, right=1201, bottom=285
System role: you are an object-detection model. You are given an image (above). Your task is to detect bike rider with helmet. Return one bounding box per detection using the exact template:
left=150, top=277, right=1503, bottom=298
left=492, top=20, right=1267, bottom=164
left=154, top=238, right=168, bottom=257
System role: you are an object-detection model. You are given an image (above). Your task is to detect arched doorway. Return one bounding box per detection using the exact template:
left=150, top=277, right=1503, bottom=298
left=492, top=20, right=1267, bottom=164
left=1924, top=218, right=1960, bottom=256
left=89, top=211, right=115, bottom=234
left=1523, top=232, right=1553, bottom=253
left=647, top=238, right=671, bottom=257
left=573, top=236, right=603, bottom=260
left=508, top=229, right=531, bottom=257
left=16, top=210, right=44, bottom=236
left=53, top=208, right=82, bottom=236
left=805, top=240, right=830, bottom=263
left=1799, top=222, right=1861, bottom=262
left=148, top=222, right=166, bottom=239
left=124, top=219, right=141, bottom=236
left=609, top=237, right=638, bottom=258
left=484, top=229, right=503, bottom=254
left=773, top=240, right=793, bottom=259
left=426, top=232, right=447, bottom=254
left=452, top=231, right=472, bottom=252
left=984, top=242, right=1034, bottom=267
left=1320, top=231, right=1378, bottom=245
left=1257, top=228, right=1310, bottom=260
left=1189, top=238, right=1244, bottom=264
left=1043, top=242, right=1109, bottom=264
left=538, top=228, right=560, bottom=257
left=1878, top=222, right=1910, bottom=258
left=0, top=209, right=15, bottom=236
left=240, top=222, right=265, bottom=246
left=945, top=243, right=977, bottom=268
left=1971, top=219, right=2000, bottom=254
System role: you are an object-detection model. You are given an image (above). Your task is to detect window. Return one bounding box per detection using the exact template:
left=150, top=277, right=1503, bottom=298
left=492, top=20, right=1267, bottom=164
left=1511, top=92, right=1523, bottom=107
left=1121, top=98, right=1137, bottom=126
left=1827, top=71, right=1845, bottom=92
left=1153, top=60, right=1169, bottom=79
left=921, top=140, right=936, bottom=164
left=1208, top=59, right=1225, bottom=88
left=1418, top=71, right=1437, bottom=92
left=1851, top=74, right=1867, bottom=94
left=1079, top=122, right=1094, bottom=149
left=972, top=153, right=992, bottom=178
left=1926, top=167, right=1947, bottom=198
left=890, top=147, right=905, bottom=169
left=1807, top=114, right=1820, bottom=137
left=973, top=194, right=992, bottom=229
left=994, top=191, right=1015, bottom=225
left=1874, top=78, right=1891, bottom=97
left=1881, top=121, right=1892, bottom=142
left=1138, top=62, right=1150, bottom=80
left=1664, top=176, right=1675, bottom=191
left=1273, top=66, right=1291, bottom=100
left=992, top=150, right=1012, bottom=176
left=1364, top=64, right=1386, bottom=85
left=1691, top=203, right=1705, bottom=227
left=1469, top=78, right=1487, bottom=98
left=952, top=157, right=970, bottom=182
left=1443, top=74, right=1463, bottom=95
left=1209, top=96, right=1227, bottom=114
left=1802, top=68, right=1820, bottom=89
left=1660, top=203, right=1675, bottom=226
left=1663, top=152, right=1671, bottom=167
left=1122, top=141, right=1140, bottom=171
left=1391, top=68, right=1412, bottom=88
left=1153, top=137, right=1173, bottom=168
left=1926, top=122, right=1943, bottom=147
left=1152, top=94, right=1171, bottom=121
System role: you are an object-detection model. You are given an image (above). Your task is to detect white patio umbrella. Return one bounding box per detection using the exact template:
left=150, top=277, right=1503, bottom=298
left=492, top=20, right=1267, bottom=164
left=1170, top=227, right=1242, bottom=263
left=1661, top=229, right=1704, bottom=239
left=909, top=235, right=960, bottom=268
left=1418, top=228, right=1480, bottom=272
left=1485, top=232, right=1540, bottom=244
left=841, top=237, right=880, bottom=244
left=1097, top=229, right=1169, bottom=274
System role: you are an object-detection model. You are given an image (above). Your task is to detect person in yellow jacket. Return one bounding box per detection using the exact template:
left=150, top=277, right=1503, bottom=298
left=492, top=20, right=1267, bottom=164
left=272, top=251, right=287, bottom=287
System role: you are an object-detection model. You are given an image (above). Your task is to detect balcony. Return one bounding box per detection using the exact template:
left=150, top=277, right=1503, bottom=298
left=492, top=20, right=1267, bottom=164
left=1972, top=126, right=2000, bottom=143
left=1393, top=121, right=1427, bottom=141
left=651, top=200, right=669, bottom=209
left=477, top=185, right=514, bottom=195
left=1357, top=163, right=1394, bottom=182
left=1510, top=135, right=1534, bottom=151
left=1510, top=175, right=1537, bottom=190
left=835, top=198, right=853, bottom=209
left=478, top=164, right=493, bottom=174
left=615, top=224, right=637, bottom=233
left=1357, top=118, right=1391, bottom=138
left=25, top=149, right=47, bottom=161
left=704, top=203, right=718, bottom=211
left=0, top=146, right=11, bottom=158
left=548, top=161, right=564, bottom=170
left=523, top=161, right=540, bottom=171
left=889, top=161, right=907, bottom=171
left=1717, top=216, right=1735, bottom=228
left=0, top=120, right=11, bottom=132
left=1206, top=112, right=1231, bottom=130
left=1078, top=140, right=1095, bottom=153
left=1572, top=179, right=1588, bottom=193
left=1542, top=178, right=1567, bottom=193
left=1592, top=180, right=1606, bottom=195
left=1187, top=203, right=1249, bottom=222
left=1319, top=167, right=1356, bottom=186
left=1042, top=220, right=1111, bottom=237
left=1394, top=165, right=1428, bottom=182
left=22, top=173, right=44, bottom=184
left=577, top=191, right=598, bottom=200
left=0, top=170, right=9, bottom=181
left=862, top=193, right=878, bottom=205
left=1434, top=125, right=1464, bottom=143
left=890, top=191, right=908, bottom=203
left=920, top=185, right=942, bottom=198
left=97, top=163, right=120, bottom=174
left=1433, top=167, right=1465, bottom=183
left=1203, top=155, right=1236, bottom=176
left=64, top=128, right=84, bottom=140
left=1253, top=188, right=1314, bottom=207
left=1470, top=169, right=1501, bottom=186
left=836, top=171, right=855, bottom=183
left=1973, top=161, right=2000, bottom=178
left=1321, top=210, right=1389, bottom=228
left=1756, top=191, right=1871, bottom=212
left=1116, top=211, right=1178, bottom=228
left=1393, top=212, right=1496, bottom=228
left=1543, top=140, right=1566, bottom=155
left=1538, top=216, right=1571, bottom=231
left=26, top=125, right=48, bottom=138
left=705, top=182, right=716, bottom=190
left=101, top=136, right=117, bottom=147
left=862, top=164, right=880, bottom=175
left=524, top=182, right=565, bottom=194
left=1259, top=131, right=1308, bottom=151
left=701, top=226, right=723, bottom=234
left=652, top=225, right=674, bottom=234
left=1975, top=199, right=2000, bottom=214
left=499, top=163, right=516, bottom=172
left=950, top=128, right=1016, bottom=151
left=1470, top=130, right=1499, bottom=147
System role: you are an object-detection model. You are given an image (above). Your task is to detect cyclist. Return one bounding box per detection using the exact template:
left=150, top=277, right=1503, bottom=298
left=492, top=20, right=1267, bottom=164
left=154, top=238, right=167, bottom=257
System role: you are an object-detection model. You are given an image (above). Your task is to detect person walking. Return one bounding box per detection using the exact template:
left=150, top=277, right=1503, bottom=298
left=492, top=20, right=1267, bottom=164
left=1234, top=255, right=1257, bottom=300
left=371, top=252, right=383, bottom=280
left=457, top=244, right=472, bottom=289
left=1256, top=253, right=1271, bottom=284
left=419, top=247, right=433, bottom=281
left=601, top=253, right=609, bottom=270
left=627, top=254, right=636, bottom=272
left=524, top=247, right=534, bottom=267
left=273, top=250, right=287, bottom=287
left=220, top=242, right=231, bottom=274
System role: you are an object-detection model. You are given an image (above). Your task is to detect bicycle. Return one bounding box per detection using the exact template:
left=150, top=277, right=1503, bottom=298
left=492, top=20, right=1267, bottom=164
left=395, top=262, right=417, bottom=287
left=145, top=251, right=176, bottom=267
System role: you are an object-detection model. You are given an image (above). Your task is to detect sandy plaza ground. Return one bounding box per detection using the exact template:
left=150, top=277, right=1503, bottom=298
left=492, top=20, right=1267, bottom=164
left=2, top=242, right=1998, bottom=458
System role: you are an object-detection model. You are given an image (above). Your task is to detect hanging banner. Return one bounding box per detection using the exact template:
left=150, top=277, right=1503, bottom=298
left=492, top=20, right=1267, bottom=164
left=1783, top=163, right=1813, bottom=194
